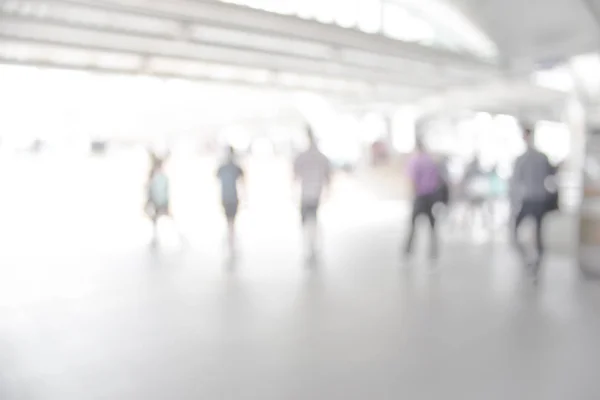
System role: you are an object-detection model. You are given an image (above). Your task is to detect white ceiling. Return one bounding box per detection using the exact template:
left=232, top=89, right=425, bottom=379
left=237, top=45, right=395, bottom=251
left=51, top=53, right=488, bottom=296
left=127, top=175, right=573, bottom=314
left=0, top=0, right=500, bottom=105
left=0, top=0, right=597, bottom=125
left=449, top=0, right=600, bottom=69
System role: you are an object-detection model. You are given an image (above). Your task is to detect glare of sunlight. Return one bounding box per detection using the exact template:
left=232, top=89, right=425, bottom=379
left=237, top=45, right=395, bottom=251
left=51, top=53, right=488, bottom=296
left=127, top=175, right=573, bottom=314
left=391, top=106, right=417, bottom=153
left=333, top=0, right=358, bottom=28
left=301, top=112, right=363, bottom=164
left=383, top=3, right=435, bottom=43
left=532, top=66, right=574, bottom=92
left=357, top=0, right=382, bottom=33
left=292, top=92, right=334, bottom=132
left=252, top=137, right=275, bottom=156
left=535, top=121, right=570, bottom=164
left=222, top=126, right=252, bottom=152
left=361, top=113, right=387, bottom=144
left=0, top=65, right=303, bottom=144
left=570, top=53, right=600, bottom=99
left=474, top=112, right=493, bottom=125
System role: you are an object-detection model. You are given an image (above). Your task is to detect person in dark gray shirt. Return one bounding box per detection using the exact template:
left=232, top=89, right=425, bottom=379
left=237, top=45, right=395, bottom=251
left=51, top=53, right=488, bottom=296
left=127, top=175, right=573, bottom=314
left=217, top=146, right=245, bottom=255
left=510, top=126, right=553, bottom=273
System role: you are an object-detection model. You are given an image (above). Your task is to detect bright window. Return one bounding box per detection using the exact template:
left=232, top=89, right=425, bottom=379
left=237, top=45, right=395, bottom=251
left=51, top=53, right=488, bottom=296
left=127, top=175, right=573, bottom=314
left=535, top=121, right=570, bottom=164
left=382, top=3, right=435, bottom=44
left=391, top=107, right=417, bottom=153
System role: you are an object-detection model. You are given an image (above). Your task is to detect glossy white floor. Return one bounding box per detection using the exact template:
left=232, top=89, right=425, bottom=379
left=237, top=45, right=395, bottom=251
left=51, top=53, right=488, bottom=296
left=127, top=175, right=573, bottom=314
left=1, top=154, right=599, bottom=400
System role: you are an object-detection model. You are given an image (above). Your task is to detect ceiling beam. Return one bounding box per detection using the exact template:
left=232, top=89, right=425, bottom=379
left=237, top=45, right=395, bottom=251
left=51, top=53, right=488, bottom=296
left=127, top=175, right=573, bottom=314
left=0, top=14, right=457, bottom=90
left=10, top=0, right=497, bottom=69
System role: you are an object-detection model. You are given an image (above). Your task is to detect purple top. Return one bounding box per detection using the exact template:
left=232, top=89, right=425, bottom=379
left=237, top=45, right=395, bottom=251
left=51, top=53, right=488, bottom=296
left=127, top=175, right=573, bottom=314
left=407, top=153, right=440, bottom=196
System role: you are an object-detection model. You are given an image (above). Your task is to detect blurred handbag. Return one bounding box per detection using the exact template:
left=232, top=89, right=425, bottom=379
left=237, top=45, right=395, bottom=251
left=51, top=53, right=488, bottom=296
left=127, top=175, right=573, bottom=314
left=544, top=173, right=560, bottom=212
left=546, top=190, right=559, bottom=212
left=435, top=182, right=450, bottom=205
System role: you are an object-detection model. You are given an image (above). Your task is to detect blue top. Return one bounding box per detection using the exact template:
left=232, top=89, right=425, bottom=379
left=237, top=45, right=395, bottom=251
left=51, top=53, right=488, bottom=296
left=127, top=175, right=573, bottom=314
left=149, top=172, right=169, bottom=207
left=217, top=162, right=243, bottom=204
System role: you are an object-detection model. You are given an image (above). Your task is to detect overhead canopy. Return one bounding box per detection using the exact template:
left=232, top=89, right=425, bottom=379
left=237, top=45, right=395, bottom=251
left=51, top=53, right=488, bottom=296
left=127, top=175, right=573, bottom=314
left=0, top=0, right=593, bottom=121
left=451, top=0, right=600, bottom=69
left=217, top=0, right=498, bottom=59
left=0, top=0, right=500, bottom=105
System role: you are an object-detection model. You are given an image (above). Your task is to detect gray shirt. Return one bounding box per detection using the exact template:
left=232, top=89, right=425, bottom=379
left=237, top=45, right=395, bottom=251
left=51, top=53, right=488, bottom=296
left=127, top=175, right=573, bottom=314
left=217, top=162, right=243, bottom=204
left=511, top=148, right=552, bottom=202
left=294, top=147, right=331, bottom=202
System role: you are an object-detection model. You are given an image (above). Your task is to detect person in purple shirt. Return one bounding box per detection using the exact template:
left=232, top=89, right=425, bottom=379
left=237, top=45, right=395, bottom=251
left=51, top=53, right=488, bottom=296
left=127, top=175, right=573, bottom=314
left=404, top=138, right=442, bottom=259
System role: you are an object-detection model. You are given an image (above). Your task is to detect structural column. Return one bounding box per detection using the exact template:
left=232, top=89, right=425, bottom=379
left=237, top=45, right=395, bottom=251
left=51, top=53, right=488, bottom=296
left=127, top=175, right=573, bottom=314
left=565, top=90, right=600, bottom=277
left=563, top=96, right=587, bottom=207
left=578, top=124, right=600, bottom=278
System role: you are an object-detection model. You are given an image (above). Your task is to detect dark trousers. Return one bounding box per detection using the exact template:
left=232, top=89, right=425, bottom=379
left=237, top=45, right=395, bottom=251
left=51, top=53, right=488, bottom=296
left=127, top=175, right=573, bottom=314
left=405, top=192, right=438, bottom=256
left=513, top=199, right=547, bottom=263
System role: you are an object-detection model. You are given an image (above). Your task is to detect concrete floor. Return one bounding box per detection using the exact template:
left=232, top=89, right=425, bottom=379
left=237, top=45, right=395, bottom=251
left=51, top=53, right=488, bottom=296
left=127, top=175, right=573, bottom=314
left=1, top=155, right=600, bottom=399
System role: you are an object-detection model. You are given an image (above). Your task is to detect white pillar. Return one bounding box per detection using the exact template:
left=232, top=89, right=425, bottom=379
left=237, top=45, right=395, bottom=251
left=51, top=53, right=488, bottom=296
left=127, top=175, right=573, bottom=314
left=577, top=121, right=600, bottom=277
left=562, top=95, right=587, bottom=209
left=568, top=58, right=600, bottom=277
left=564, top=97, right=587, bottom=172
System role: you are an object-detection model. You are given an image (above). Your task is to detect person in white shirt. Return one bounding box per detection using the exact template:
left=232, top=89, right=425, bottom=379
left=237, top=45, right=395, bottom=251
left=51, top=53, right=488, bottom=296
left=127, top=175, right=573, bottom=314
left=293, top=127, right=331, bottom=262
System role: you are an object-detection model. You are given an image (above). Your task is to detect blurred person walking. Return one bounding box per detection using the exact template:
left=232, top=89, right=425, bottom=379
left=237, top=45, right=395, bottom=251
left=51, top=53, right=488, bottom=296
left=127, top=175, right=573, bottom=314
left=144, top=150, right=162, bottom=213
left=403, top=138, right=442, bottom=260
left=510, top=126, right=554, bottom=276
left=216, top=146, right=245, bottom=257
left=294, top=127, right=331, bottom=263
left=462, top=155, right=493, bottom=232
left=145, top=156, right=186, bottom=247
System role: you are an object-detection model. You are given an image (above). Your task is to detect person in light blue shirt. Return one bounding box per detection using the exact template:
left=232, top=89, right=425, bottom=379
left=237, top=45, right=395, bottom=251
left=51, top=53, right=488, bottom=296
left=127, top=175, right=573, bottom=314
left=146, top=158, right=170, bottom=245
left=216, top=146, right=245, bottom=254
left=145, top=156, right=186, bottom=247
left=149, top=168, right=169, bottom=210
